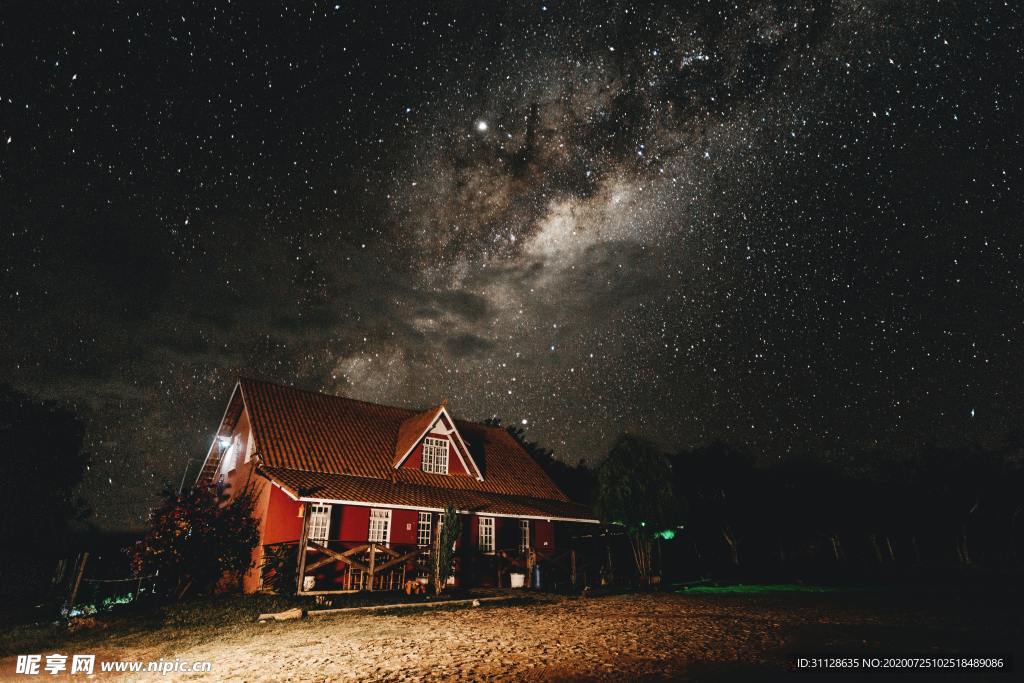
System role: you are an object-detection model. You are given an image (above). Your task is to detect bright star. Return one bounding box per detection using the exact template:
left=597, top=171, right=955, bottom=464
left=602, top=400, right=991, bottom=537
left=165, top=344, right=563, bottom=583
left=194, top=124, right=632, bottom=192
left=476, top=120, right=488, bottom=132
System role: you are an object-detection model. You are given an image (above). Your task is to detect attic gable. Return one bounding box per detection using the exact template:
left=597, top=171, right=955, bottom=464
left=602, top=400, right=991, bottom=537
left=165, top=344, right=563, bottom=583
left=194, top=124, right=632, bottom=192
left=208, top=379, right=569, bottom=501
left=392, top=405, right=483, bottom=480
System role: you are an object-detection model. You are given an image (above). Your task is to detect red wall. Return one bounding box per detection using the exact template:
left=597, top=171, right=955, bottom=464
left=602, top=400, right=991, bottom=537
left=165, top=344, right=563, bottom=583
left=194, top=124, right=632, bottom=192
left=534, top=519, right=555, bottom=550
left=391, top=508, right=419, bottom=545
left=257, top=496, right=559, bottom=555
left=338, top=505, right=371, bottom=542
left=263, top=485, right=303, bottom=544
left=400, top=433, right=470, bottom=475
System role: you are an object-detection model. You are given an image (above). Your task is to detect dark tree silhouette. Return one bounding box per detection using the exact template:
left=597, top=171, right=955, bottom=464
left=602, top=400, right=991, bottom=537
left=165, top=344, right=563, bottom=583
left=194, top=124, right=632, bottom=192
left=131, top=486, right=259, bottom=600
left=0, top=385, right=89, bottom=601
left=595, top=433, right=681, bottom=585
left=486, top=417, right=596, bottom=503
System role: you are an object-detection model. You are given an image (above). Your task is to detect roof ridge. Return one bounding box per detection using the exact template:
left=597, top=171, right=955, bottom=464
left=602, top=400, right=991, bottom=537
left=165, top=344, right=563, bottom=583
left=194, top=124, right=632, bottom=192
left=238, top=376, right=513, bottom=434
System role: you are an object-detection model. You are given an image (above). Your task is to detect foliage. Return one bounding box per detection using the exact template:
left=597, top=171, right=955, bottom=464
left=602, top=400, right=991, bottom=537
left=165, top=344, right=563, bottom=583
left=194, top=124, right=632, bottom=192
left=130, top=486, right=259, bottom=600
left=432, top=506, right=462, bottom=594
left=595, top=433, right=681, bottom=584
left=261, top=543, right=298, bottom=596
left=665, top=440, right=1024, bottom=580
left=0, top=385, right=90, bottom=603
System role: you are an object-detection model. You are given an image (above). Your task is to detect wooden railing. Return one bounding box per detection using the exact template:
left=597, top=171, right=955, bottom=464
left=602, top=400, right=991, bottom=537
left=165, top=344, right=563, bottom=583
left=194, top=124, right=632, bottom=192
left=491, top=548, right=583, bottom=588
left=297, top=541, right=421, bottom=594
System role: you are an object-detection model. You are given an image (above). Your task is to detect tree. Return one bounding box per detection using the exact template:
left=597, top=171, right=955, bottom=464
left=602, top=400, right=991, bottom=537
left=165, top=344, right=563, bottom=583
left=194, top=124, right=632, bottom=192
left=0, top=386, right=89, bottom=603
left=131, top=485, right=259, bottom=600
left=595, top=433, right=680, bottom=585
left=432, top=506, right=461, bottom=594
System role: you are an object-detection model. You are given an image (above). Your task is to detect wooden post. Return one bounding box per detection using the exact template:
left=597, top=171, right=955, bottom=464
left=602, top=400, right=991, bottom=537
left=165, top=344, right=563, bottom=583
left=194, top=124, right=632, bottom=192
left=368, top=544, right=376, bottom=591
left=296, top=503, right=311, bottom=594
left=570, top=549, right=577, bottom=587
left=67, top=552, right=89, bottom=613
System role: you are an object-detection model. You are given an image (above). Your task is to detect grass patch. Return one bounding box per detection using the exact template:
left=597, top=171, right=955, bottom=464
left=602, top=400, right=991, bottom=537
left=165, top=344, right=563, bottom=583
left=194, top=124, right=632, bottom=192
left=678, top=583, right=878, bottom=595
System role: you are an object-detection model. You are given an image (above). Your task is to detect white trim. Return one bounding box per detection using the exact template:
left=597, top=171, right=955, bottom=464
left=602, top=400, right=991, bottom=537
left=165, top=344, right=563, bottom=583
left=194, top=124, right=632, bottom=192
left=368, top=508, right=391, bottom=544
left=194, top=381, right=243, bottom=486
left=429, top=418, right=451, bottom=435
left=478, top=516, right=495, bottom=554
left=393, top=406, right=484, bottom=480
left=421, top=436, right=450, bottom=474
left=260, top=471, right=600, bottom=524
left=308, top=503, right=332, bottom=543
left=293, top=494, right=599, bottom=524
left=417, top=511, right=432, bottom=547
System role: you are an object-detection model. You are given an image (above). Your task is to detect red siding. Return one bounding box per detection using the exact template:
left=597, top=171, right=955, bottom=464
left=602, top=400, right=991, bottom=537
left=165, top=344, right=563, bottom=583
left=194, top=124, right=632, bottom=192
left=391, top=508, right=419, bottom=545
left=338, top=505, right=372, bottom=542
left=263, top=485, right=303, bottom=544
left=400, top=433, right=469, bottom=476
left=534, top=519, right=555, bottom=550
left=466, top=514, right=478, bottom=551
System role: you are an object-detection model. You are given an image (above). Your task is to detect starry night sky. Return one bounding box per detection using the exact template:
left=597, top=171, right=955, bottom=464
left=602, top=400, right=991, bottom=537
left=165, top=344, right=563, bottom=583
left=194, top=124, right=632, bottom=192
left=2, top=1, right=1022, bottom=529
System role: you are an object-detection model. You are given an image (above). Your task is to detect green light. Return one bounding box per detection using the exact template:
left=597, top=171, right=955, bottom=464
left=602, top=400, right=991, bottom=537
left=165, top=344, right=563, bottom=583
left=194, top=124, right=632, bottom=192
left=657, top=529, right=675, bottom=540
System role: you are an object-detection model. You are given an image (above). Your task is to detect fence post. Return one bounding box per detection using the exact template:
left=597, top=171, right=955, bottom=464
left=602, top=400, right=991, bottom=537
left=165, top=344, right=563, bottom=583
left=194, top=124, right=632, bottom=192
left=66, top=552, right=89, bottom=614
left=296, top=504, right=311, bottom=594
left=368, top=544, right=376, bottom=591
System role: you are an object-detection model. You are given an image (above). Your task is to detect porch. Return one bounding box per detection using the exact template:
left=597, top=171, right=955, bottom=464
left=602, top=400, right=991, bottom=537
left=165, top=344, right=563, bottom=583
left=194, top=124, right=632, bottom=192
left=261, top=540, right=585, bottom=596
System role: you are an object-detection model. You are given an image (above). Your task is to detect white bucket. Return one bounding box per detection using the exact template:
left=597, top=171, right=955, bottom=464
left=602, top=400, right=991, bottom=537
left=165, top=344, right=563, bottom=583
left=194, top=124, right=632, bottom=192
left=509, top=572, right=525, bottom=588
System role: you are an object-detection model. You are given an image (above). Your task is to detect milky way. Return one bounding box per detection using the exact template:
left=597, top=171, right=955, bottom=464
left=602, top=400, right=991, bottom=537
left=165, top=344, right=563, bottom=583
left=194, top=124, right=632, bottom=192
left=1, top=1, right=1022, bottom=527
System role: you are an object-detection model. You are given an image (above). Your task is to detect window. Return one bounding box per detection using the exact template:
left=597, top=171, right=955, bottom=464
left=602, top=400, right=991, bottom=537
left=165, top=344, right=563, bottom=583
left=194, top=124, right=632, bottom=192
left=421, top=437, right=450, bottom=474
left=308, top=504, right=331, bottom=543
left=519, top=519, right=530, bottom=553
left=368, top=508, right=391, bottom=544
left=417, top=512, right=432, bottom=547
left=478, top=517, right=494, bottom=554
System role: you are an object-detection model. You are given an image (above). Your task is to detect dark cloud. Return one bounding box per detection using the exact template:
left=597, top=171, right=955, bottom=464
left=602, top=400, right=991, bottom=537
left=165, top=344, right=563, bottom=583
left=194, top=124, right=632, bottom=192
left=445, top=333, right=496, bottom=358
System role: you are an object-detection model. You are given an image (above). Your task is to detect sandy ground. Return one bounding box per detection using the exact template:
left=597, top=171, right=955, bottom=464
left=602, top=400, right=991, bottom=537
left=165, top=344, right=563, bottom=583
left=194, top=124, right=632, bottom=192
left=2, top=591, right=1018, bottom=681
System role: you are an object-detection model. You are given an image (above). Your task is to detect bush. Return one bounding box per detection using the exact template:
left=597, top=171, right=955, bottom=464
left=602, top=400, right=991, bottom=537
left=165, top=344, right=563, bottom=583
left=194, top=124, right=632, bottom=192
left=261, top=543, right=298, bottom=595
left=130, top=486, right=259, bottom=600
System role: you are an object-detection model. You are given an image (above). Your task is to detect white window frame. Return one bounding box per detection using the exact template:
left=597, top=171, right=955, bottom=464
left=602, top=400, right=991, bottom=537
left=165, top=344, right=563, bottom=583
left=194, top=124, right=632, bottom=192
left=368, top=508, right=391, bottom=544
left=417, top=511, right=432, bottom=547
left=308, top=503, right=331, bottom=543
left=421, top=437, right=450, bottom=474
left=519, top=519, right=530, bottom=553
left=478, top=516, right=495, bottom=554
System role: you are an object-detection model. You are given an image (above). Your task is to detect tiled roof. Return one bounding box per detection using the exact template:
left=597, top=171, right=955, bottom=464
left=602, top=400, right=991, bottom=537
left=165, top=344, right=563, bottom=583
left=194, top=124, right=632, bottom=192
left=236, top=379, right=572, bottom=503
left=262, top=466, right=597, bottom=522
left=392, top=405, right=442, bottom=468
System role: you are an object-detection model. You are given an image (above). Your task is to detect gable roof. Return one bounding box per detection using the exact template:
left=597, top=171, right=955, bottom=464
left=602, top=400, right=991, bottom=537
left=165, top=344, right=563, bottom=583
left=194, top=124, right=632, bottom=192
left=391, top=404, right=483, bottom=479
left=205, top=378, right=574, bottom=504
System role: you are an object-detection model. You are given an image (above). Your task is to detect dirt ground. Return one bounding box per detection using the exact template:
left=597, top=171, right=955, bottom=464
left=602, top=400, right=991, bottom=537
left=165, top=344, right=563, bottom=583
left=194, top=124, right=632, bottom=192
left=2, top=591, right=1019, bottom=681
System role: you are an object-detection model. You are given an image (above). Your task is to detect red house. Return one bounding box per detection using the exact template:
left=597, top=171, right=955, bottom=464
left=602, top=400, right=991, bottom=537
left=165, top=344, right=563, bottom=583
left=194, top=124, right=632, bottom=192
left=195, top=379, right=598, bottom=593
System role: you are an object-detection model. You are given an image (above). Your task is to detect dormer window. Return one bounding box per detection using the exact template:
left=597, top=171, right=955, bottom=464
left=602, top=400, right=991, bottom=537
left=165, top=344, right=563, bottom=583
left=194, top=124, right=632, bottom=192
left=422, top=437, right=449, bottom=474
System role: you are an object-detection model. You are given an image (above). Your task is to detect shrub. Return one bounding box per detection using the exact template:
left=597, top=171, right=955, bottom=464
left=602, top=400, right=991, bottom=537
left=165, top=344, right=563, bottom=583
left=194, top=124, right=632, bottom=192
left=131, top=486, right=259, bottom=600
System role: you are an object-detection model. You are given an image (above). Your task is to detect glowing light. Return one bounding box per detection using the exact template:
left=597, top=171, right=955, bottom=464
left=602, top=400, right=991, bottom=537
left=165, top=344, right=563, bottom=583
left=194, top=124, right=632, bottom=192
left=476, top=120, right=488, bottom=132
left=217, top=436, right=232, bottom=448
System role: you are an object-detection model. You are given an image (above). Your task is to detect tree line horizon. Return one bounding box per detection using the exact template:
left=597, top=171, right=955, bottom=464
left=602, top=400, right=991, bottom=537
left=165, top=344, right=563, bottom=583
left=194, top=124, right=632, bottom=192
left=2, top=385, right=1022, bottom=604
